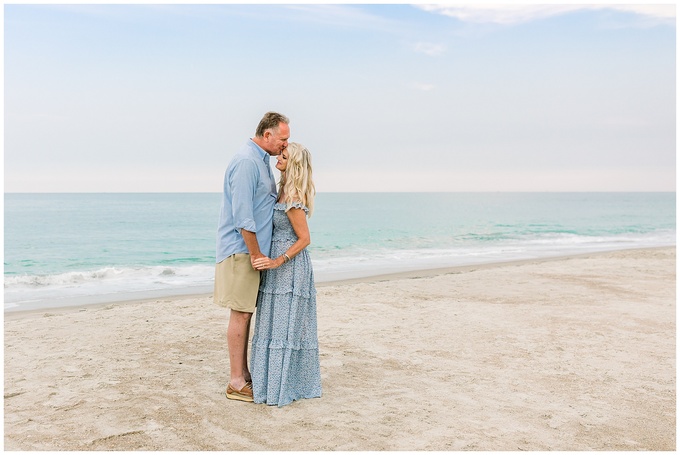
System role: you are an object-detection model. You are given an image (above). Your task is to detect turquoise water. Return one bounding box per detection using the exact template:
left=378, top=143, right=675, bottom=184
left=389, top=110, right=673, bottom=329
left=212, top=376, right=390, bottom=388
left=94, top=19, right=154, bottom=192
left=4, top=192, right=676, bottom=311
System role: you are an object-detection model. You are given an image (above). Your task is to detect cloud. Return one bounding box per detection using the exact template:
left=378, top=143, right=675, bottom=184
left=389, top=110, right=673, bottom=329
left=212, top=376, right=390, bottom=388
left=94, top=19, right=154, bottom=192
left=412, top=41, right=446, bottom=56
left=411, top=82, right=435, bottom=91
left=282, top=4, right=399, bottom=31
left=614, top=5, right=676, bottom=20
left=416, top=4, right=676, bottom=26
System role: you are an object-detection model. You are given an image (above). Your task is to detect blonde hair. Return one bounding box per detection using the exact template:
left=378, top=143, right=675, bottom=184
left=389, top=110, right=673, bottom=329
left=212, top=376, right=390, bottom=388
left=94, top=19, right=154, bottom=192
left=279, top=142, right=315, bottom=217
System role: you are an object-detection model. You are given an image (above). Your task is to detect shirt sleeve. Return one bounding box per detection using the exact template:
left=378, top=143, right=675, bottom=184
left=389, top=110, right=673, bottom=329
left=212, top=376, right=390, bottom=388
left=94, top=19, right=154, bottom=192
left=229, top=159, right=259, bottom=233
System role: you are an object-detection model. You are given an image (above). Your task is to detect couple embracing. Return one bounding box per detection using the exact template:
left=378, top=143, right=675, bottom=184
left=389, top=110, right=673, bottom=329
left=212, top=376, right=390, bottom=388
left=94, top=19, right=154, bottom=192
left=214, top=112, right=321, bottom=407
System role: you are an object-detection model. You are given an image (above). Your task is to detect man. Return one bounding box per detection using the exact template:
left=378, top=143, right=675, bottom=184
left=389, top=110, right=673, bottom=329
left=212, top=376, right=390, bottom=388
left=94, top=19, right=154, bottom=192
left=215, top=112, right=290, bottom=402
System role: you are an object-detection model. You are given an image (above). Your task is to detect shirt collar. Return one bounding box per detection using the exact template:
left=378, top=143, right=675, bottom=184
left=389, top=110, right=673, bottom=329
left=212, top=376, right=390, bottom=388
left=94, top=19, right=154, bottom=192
left=249, top=139, right=270, bottom=163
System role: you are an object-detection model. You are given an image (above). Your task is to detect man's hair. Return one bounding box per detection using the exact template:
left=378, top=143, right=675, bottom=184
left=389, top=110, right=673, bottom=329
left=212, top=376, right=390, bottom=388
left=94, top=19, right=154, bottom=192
left=255, top=112, right=289, bottom=138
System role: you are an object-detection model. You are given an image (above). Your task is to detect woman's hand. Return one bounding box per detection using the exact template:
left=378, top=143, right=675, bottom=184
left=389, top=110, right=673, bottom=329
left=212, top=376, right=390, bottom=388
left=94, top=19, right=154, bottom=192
left=252, top=256, right=283, bottom=270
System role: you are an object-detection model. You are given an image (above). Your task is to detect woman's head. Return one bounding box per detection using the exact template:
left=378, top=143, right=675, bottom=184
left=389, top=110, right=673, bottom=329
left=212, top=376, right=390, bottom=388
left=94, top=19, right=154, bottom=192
left=277, top=142, right=315, bottom=217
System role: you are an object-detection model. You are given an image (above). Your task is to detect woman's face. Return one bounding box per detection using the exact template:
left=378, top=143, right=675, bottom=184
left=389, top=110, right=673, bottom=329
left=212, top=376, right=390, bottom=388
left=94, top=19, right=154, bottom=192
left=275, top=148, right=289, bottom=172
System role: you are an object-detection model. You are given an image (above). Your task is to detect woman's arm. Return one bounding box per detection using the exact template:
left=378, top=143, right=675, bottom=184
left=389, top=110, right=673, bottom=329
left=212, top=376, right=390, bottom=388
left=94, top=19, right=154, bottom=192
left=284, top=206, right=311, bottom=256
left=252, top=207, right=310, bottom=270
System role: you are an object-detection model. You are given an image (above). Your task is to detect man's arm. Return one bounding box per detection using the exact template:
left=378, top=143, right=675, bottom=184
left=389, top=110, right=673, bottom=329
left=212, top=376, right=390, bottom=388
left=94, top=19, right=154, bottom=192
left=241, top=229, right=264, bottom=269
left=229, top=159, right=264, bottom=269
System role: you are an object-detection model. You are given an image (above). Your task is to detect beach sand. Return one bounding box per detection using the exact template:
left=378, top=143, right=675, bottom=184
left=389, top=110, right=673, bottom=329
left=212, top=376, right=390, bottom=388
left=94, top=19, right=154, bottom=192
left=4, top=247, right=676, bottom=451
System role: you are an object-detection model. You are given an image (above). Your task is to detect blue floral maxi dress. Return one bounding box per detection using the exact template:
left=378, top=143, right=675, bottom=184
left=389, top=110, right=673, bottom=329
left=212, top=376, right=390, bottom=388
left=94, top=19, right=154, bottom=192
left=251, top=202, right=322, bottom=407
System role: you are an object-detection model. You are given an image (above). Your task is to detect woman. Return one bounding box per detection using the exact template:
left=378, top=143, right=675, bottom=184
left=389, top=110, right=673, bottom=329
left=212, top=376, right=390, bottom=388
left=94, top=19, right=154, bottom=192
left=250, top=142, right=321, bottom=407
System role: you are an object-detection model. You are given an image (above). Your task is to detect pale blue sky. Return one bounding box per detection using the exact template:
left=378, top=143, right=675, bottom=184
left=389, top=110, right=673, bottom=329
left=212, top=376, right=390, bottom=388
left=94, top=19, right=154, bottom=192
left=4, top=3, right=676, bottom=192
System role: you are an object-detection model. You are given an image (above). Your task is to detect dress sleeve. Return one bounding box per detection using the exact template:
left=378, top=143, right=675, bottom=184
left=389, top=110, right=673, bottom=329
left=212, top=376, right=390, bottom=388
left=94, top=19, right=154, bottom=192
left=286, top=200, right=309, bottom=214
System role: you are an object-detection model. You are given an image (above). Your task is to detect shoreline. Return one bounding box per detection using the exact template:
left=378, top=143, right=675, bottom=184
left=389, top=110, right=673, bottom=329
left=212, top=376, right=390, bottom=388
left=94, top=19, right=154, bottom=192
left=4, top=246, right=675, bottom=450
left=5, top=245, right=674, bottom=319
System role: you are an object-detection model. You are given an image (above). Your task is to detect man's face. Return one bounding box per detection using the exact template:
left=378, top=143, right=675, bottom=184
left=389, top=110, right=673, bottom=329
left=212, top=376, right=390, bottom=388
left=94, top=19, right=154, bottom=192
left=263, top=122, right=290, bottom=156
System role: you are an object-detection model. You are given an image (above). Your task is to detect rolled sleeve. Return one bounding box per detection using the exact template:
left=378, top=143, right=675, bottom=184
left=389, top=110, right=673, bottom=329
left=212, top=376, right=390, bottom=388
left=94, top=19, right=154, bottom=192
left=236, top=218, right=257, bottom=233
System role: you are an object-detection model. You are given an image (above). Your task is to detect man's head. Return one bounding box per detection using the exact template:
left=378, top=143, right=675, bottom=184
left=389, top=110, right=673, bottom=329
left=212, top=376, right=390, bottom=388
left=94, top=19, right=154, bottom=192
left=253, top=112, right=290, bottom=156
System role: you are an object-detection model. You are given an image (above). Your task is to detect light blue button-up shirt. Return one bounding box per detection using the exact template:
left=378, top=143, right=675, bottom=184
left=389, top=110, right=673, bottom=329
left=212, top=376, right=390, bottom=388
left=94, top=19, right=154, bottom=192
left=216, top=140, right=277, bottom=263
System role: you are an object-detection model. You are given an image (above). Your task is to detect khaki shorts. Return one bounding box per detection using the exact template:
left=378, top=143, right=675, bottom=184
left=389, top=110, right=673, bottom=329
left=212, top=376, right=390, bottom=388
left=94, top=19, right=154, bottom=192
left=214, top=254, right=260, bottom=313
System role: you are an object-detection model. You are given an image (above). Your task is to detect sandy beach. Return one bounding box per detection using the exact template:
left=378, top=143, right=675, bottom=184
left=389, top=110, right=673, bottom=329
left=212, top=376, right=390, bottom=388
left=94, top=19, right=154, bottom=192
left=4, top=247, right=675, bottom=451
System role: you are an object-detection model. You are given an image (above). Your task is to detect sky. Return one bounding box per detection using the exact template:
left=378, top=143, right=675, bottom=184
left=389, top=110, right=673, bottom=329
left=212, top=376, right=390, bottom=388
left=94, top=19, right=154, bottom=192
left=3, top=2, right=677, bottom=192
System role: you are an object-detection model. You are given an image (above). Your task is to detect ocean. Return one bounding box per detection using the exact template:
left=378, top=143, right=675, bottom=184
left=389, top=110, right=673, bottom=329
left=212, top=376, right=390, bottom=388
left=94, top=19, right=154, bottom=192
left=4, top=192, right=676, bottom=312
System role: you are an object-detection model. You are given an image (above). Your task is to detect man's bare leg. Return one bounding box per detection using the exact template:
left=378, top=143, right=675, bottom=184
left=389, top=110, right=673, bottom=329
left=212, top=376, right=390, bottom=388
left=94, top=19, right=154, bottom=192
left=243, top=317, right=252, bottom=384
left=227, top=309, right=252, bottom=390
